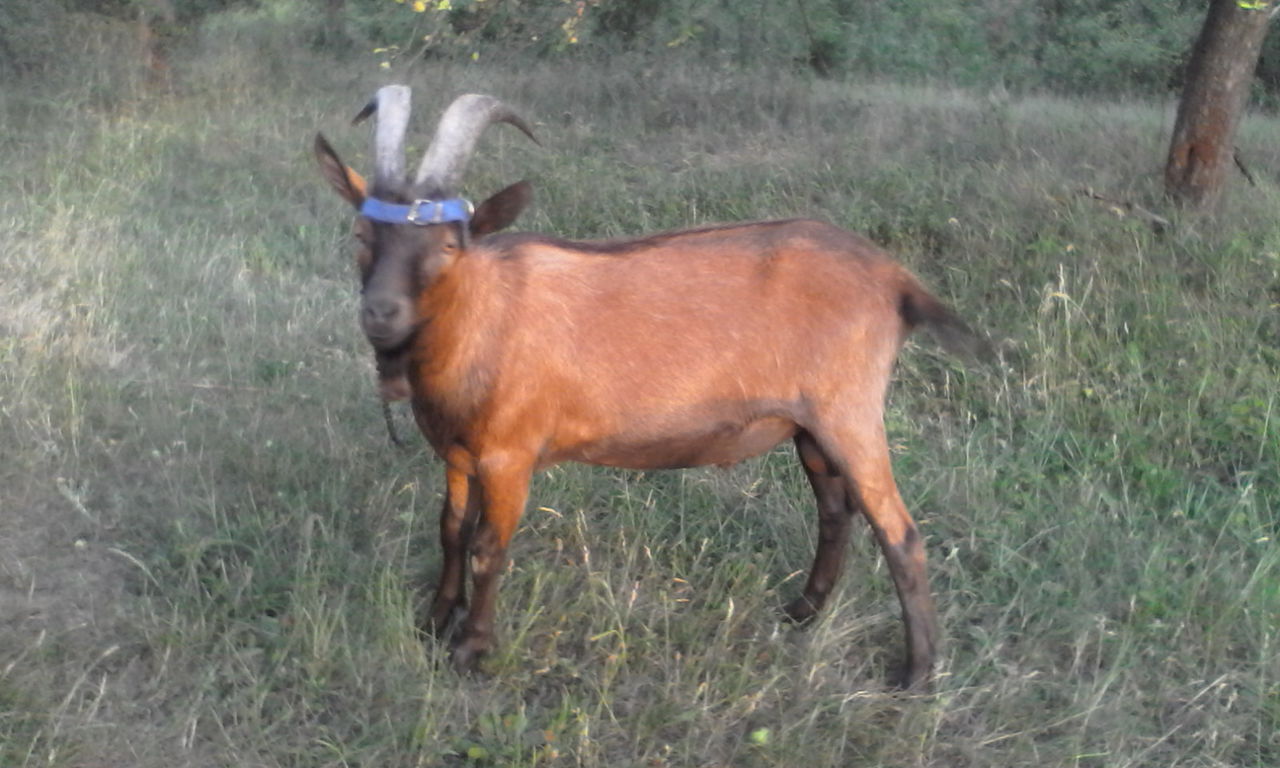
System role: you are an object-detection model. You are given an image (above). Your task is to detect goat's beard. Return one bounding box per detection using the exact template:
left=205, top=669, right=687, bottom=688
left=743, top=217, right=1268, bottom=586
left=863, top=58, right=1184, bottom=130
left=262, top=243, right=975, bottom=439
left=375, top=348, right=412, bottom=402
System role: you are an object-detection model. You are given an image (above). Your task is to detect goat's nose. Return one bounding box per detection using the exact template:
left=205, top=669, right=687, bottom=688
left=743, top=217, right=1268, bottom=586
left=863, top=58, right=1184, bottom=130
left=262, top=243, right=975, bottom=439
left=362, top=296, right=402, bottom=325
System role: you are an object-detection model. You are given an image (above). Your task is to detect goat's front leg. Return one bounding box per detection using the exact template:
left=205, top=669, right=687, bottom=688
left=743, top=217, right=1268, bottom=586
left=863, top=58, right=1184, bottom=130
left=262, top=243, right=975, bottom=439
left=450, top=451, right=533, bottom=671
left=426, top=464, right=480, bottom=637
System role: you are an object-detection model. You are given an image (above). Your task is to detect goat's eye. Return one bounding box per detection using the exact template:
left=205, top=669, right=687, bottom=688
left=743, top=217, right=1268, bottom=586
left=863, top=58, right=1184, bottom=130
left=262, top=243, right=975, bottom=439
left=353, top=239, right=374, bottom=270
left=352, top=220, right=373, bottom=244
left=351, top=221, right=375, bottom=271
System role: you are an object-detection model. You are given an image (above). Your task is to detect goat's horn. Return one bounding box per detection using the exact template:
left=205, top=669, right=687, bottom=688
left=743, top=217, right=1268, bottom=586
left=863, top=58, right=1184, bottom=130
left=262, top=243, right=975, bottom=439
left=413, top=94, right=537, bottom=197
left=356, top=85, right=412, bottom=194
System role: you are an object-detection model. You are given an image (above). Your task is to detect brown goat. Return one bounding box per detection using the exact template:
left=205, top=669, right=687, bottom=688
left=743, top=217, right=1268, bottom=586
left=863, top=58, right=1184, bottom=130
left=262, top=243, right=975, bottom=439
left=314, top=88, right=986, bottom=688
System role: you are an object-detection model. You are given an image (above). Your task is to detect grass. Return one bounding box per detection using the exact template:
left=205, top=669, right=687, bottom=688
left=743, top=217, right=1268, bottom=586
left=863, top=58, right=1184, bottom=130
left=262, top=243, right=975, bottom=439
left=2, top=19, right=1279, bottom=768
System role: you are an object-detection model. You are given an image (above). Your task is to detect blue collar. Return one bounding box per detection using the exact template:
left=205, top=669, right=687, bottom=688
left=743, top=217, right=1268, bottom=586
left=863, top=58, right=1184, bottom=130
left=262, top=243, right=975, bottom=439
left=360, top=196, right=474, bottom=226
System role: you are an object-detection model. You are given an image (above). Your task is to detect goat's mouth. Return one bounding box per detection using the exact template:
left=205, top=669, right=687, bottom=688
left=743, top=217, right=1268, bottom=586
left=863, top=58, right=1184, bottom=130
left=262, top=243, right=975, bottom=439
left=363, top=328, right=411, bottom=351
left=362, top=325, right=417, bottom=355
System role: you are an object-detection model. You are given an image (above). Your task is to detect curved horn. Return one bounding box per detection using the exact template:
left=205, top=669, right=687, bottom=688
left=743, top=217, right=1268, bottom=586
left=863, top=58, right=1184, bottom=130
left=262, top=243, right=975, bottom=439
left=412, top=94, right=538, bottom=197
left=356, top=85, right=412, bottom=194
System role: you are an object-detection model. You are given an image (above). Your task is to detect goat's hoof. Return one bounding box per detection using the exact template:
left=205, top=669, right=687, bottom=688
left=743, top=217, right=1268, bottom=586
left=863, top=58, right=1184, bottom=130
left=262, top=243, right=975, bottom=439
left=424, top=604, right=467, bottom=640
left=449, top=635, right=491, bottom=672
left=892, top=663, right=934, bottom=692
left=782, top=596, right=819, bottom=625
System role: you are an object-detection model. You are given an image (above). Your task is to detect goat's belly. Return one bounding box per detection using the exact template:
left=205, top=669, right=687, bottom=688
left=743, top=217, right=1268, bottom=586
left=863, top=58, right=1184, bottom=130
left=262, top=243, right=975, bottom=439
left=564, top=416, right=798, bottom=470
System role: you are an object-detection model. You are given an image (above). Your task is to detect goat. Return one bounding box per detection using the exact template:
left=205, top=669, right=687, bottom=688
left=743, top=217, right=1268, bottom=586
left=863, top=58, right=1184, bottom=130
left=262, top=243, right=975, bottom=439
left=313, top=86, right=987, bottom=688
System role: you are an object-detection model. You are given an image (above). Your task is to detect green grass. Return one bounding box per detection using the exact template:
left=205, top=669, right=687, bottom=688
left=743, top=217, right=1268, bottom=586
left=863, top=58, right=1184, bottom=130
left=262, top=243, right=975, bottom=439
left=2, top=23, right=1279, bottom=768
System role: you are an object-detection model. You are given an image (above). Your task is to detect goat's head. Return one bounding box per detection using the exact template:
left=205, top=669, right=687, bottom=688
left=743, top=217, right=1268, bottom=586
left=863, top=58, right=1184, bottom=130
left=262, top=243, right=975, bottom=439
left=314, top=87, right=537, bottom=354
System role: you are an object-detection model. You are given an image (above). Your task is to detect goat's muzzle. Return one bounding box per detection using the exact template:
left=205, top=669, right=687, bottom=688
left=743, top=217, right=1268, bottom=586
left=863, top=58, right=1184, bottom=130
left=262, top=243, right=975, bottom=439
left=360, top=293, right=414, bottom=351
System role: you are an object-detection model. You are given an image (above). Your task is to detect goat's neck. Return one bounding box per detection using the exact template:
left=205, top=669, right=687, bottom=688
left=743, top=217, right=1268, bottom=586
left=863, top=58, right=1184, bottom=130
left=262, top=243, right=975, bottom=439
left=410, top=256, right=506, bottom=404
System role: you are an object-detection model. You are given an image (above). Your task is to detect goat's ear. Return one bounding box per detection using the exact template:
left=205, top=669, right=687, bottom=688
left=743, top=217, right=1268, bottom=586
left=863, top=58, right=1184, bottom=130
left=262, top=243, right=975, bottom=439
left=314, top=133, right=366, bottom=209
left=471, top=180, right=532, bottom=238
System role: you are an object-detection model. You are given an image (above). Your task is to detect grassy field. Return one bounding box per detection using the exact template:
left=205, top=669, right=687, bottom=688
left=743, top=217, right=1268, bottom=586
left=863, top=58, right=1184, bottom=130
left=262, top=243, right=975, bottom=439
left=2, top=21, right=1279, bottom=768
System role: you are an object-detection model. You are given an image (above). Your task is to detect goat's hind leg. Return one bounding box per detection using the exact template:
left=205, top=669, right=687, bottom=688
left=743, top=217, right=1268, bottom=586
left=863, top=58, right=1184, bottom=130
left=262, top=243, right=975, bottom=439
left=785, top=430, right=857, bottom=624
left=819, top=423, right=938, bottom=689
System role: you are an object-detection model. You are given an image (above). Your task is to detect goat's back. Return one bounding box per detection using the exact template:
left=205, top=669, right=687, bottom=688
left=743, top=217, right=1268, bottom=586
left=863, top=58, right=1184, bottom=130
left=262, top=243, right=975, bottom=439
left=491, top=218, right=910, bottom=380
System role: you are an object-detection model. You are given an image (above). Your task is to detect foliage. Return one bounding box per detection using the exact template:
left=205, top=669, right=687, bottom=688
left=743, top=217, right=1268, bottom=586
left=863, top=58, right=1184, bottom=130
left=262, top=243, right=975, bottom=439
left=5, top=0, right=1275, bottom=101
left=1034, top=0, right=1203, bottom=93
left=0, top=0, right=66, bottom=75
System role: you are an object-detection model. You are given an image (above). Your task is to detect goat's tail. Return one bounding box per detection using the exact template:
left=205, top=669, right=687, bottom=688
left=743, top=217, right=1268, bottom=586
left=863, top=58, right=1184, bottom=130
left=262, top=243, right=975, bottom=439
left=898, top=276, right=993, bottom=362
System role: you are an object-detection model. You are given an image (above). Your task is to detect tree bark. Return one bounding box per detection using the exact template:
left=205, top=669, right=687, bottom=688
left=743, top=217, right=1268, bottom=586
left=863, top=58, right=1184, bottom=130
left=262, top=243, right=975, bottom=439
left=1164, top=0, right=1275, bottom=211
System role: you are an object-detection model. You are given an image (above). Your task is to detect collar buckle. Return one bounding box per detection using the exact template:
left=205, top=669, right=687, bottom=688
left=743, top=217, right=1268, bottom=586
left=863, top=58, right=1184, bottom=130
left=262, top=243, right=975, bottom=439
left=406, top=199, right=443, bottom=224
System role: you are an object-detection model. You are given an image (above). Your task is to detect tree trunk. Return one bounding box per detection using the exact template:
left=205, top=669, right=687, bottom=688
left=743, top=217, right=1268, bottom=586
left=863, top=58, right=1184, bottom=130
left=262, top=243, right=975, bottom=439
left=324, top=0, right=348, bottom=46
left=136, top=0, right=176, bottom=93
left=1164, top=0, right=1275, bottom=211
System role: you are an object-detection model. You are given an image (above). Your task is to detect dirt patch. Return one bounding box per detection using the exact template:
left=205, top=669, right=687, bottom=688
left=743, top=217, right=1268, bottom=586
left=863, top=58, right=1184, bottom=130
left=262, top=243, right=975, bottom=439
left=0, top=471, right=194, bottom=766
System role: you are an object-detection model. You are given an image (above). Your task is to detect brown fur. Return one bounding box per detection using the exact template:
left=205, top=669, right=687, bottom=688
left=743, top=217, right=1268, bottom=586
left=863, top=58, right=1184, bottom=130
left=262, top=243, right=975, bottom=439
left=315, top=136, right=985, bottom=689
